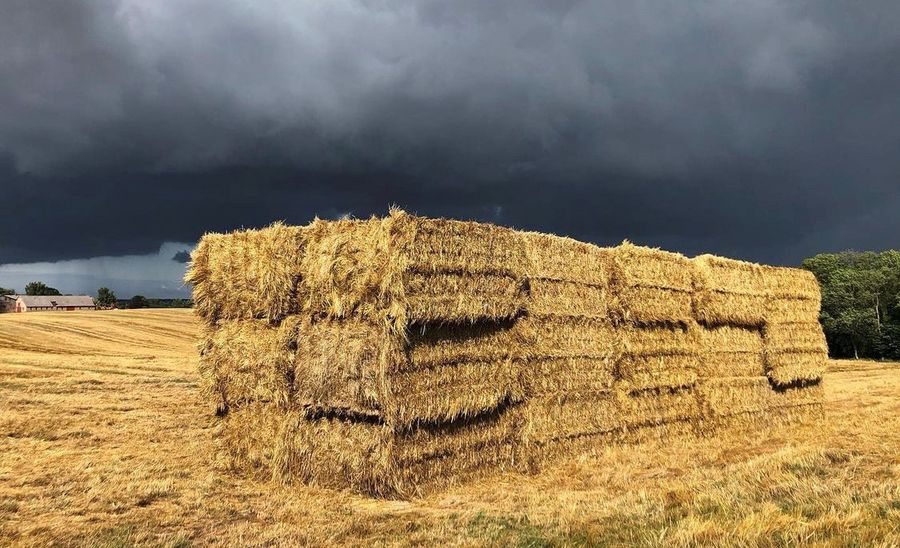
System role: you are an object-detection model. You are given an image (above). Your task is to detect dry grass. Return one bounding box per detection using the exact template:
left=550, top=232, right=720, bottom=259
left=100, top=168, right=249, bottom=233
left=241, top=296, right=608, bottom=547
left=1, top=310, right=898, bottom=546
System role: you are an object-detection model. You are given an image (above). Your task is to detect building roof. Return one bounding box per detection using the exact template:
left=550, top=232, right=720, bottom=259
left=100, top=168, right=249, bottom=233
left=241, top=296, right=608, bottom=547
left=16, top=295, right=95, bottom=307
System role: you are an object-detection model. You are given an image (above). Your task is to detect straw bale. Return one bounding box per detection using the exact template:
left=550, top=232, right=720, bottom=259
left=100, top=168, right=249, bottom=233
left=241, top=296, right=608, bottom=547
left=692, top=402, right=823, bottom=435
left=397, top=212, right=526, bottom=274
left=698, top=377, right=824, bottom=417
left=401, top=271, right=525, bottom=323
left=763, top=321, right=827, bottom=385
left=764, top=352, right=827, bottom=386
left=298, top=211, right=529, bottom=330
left=692, top=255, right=768, bottom=327
left=199, top=317, right=302, bottom=410
left=273, top=403, right=522, bottom=497
left=609, top=242, right=695, bottom=325
left=522, top=420, right=698, bottom=470
left=406, top=320, right=526, bottom=368
left=216, top=401, right=285, bottom=476
left=700, top=326, right=766, bottom=378
left=519, top=388, right=701, bottom=444
left=766, top=297, right=821, bottom=324
left=520, top=232, right=613, bottom=319
left=527, top=317, right=617, bottom=359
left=616, top=323, right=700, bottom=390
left=196, top=327, right=224, bottom=415
left=527, top=279, right=610, bottom=319
left=763, top=322, right=828, bottom=354
left=293, top=318, right=525, bottom=426
left=619, top=323, right=700, bottom=356
left=388, top=361, right=524, bottom=425
left=186, top=223, right=305, bottom=324
left=763, top=266, right=821, bottom=301
left=611, top=242, right=695, bottom=290
left=522, top=231, right=613, bottom=286
left=523, top=357, right=616, bottom=396
left=618, top=354, right=699, bottom=391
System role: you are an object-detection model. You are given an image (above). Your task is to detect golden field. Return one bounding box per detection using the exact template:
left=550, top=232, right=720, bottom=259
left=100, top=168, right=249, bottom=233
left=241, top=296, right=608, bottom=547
left=0, top=310, right=898, bottom=547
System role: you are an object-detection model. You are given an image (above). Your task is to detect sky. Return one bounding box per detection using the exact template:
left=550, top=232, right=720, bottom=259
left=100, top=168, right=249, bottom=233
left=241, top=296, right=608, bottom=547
left=1, top=0, right=898, bottom=297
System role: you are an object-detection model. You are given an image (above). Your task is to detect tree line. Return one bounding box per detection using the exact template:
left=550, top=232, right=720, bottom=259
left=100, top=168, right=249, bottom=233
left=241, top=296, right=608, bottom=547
left=803, top=250, right=900, bottom=360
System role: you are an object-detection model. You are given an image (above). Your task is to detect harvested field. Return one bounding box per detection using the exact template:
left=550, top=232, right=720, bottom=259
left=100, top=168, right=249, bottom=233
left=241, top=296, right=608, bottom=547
left=1, top=311, right=898, bottom=545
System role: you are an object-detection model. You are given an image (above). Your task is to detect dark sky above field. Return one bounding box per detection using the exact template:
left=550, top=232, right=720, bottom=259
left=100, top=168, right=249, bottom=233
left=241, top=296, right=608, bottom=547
left=1, top=1, right=899, bottom=297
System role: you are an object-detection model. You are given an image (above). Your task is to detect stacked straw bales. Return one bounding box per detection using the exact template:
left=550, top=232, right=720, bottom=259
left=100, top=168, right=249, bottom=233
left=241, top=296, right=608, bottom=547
left=189, top=211, right=827, bottom=497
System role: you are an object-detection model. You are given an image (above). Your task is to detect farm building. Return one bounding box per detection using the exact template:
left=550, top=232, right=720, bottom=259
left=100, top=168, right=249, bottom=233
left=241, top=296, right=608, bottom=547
left=8, top=295, right=96, bottom=312
left=1, top=295, right=15, bottom=313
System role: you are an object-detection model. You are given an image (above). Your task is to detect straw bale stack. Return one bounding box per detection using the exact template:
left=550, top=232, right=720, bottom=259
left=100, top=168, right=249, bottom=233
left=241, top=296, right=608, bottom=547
left=190, top=211, right=827, bottom=497
left=761, top=266, right=826, bottom=386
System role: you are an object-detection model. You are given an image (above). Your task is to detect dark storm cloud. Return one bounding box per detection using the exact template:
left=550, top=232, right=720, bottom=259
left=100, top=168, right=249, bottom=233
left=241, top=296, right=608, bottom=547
left=171, top=251, right=191, bottom=264
left=1, top=0, right=898, bottom=267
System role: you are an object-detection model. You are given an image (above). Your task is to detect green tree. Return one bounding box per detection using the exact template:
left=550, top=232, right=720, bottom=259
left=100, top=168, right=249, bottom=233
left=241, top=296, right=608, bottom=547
left=95, top=287, right=117, bottom=308
left=129, top=295, right=148, bottom=309
left=25, top=281, right=61, bottom=296
left=0, top=287, right=14, bottom=295
left=803, top=250, right=900, bottom=360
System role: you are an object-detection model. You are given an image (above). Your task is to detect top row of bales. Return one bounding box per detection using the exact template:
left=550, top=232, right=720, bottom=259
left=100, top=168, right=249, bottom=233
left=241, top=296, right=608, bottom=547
left=186, top=209, right=821, bottom=332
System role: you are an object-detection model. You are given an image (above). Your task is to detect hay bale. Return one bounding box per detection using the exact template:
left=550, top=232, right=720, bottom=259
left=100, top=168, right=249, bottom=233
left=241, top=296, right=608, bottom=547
left=519, top=388, right=701, bottom=445
left=700, top=326, right=766, bottom=378
left=521, top=317, right=617, bottom=395
left=767, top=297, right=821, bottom=324
left=763, top=266, right=821, bottom=324
left=527, top=316, right=617, bottom=359
left=693, top=403, right=823, bottom=434
left=763, top=322, right=828, bottom=385
left=524, top=357, right=617, bottom=395
left=186, top=211, right=528, bottom=328
left=272, top=404, right=522, bottom=498
left=617, top=323, right=701, bottom=391
left=198, top=318, right=302, bottom=411
left=215, top=401, right=286, bottom=477
left=527, top=279, right=610, bottom=320
left=764, top=322, right=828, bottom=354
left=609, top=242, right=695, bottom=325
left=764, top=351, right=827, bottom=386
left=692, top=255, right=768, bottom=327
left=298, top=212, right=527, bottom=330
left=763, top=266, right=820, bottom=301
left=186, top=223, right=305, bottom=324
left=697, top=377, right=824, bottom=417
left=523, top=233, right=613, bottom=318
left=293, top=318, right=525, bottom=426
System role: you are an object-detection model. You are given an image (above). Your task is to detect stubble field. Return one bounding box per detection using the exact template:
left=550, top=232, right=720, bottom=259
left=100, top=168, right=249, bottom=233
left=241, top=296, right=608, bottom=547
left=0, top=310, right=898, bottom=546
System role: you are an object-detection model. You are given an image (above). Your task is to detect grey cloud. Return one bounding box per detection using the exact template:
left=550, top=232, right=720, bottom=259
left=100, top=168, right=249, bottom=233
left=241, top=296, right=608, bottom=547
left=171, top=251, right=191, bottom=263
left=0, top=0, right=898, bottom=269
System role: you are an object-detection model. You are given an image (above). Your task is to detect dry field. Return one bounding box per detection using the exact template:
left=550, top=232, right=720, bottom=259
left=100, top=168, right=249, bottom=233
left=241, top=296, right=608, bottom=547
left=0, top=310, right=898, bottom=547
